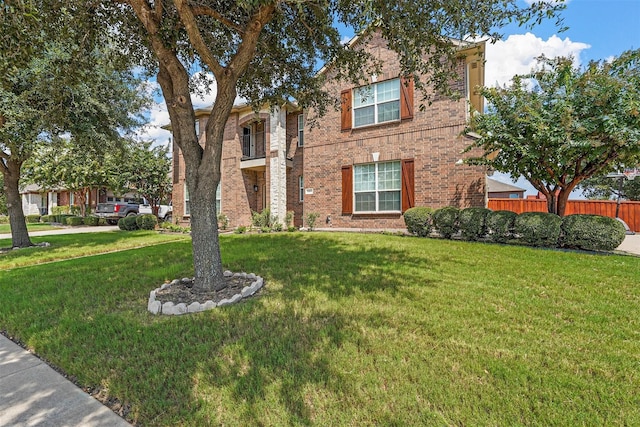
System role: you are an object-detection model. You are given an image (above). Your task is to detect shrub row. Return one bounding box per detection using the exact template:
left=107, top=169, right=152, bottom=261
left=404, top=206, right=626, bottom=252
left=118, top=214, right=157, bottom=231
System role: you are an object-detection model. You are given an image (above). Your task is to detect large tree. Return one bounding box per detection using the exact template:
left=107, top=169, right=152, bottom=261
left=466, top=50, right=640, bottom=216
left=1, top=1, right=148, bottom=247
left=102, top=0, right=565, bottom=291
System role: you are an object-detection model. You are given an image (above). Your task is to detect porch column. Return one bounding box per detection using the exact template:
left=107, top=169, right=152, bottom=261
left=269, top=107, right=287, bottom=225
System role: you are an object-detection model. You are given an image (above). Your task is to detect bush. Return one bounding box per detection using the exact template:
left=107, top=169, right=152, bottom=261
left=272, top=222, right=283, bottom=232
left=235, top=225, right=247, bottom=234
left=40, top=215, right=51, bottom=223
left=51, top=206, right=69, bottom=215
left=54, top=214, right=74, bottom=224
left=25, top=214, right=41, bottom=223
left=305, top=212, right=319, bottom=231
left=432, top=206, right=460, bottom=239
left=561, top=214, right=626, bottom=251
left=403, top=207, right=434, bottom=237
left=486, top=210, right=517, bottom=243
left=251, top=209, right=275, bottom=228
left=136, top=214, right=158, bottom=230
left=217, top=213, right=229, bottom=230
left=458, top=207, right=491, bottom=241
left=287, top=226, right=297, bottom=232
left=285, top=211, right=294, bottom=229
left=118, top=215, right=139, bottom=231
left=65, top=216, right=84, bottom=226
left=0, top=215, right=8, bottom=224
left=514, top=212, right=562, bottom=247
left=83, top=216, right=100, bottom=226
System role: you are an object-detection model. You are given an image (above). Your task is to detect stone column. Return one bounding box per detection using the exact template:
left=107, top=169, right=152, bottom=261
left=269, top=107, right=287, bottom=225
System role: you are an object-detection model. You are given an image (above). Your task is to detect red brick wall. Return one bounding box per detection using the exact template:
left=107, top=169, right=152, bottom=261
left=302, top=33, right=485, bottom=229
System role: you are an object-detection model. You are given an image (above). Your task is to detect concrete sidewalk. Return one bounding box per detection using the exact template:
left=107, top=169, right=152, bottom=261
left=0, top=335, right=130, bottom=426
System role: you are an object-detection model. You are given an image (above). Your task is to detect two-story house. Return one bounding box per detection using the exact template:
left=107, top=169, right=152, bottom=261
left=171, top=33, right=487, bottom=230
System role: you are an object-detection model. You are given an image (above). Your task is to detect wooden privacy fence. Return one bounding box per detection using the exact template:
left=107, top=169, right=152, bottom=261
left=488, top=199, right=640, bottom=232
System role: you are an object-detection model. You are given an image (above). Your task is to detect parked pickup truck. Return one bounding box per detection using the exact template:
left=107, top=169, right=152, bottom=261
left=95, top=202, right=140, bottom=225
left=139, top=201, right=173, bottom=223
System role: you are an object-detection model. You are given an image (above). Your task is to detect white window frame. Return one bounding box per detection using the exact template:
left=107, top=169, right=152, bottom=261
left=353, top=161, right=401, bottom=213
left=299, top=175, right=304, bottom=202
left=195, top=119, right=200, bottom=137
left=297, top=113, right=304, bottom=147
left=353, top=78, right=401, bottom=128
left=185, top=183, right=220, bottom=217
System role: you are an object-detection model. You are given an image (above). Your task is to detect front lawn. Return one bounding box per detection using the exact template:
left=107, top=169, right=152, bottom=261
left=0, top=232, right=638, bottom=426
left=0, top=222, right=61, bottom=234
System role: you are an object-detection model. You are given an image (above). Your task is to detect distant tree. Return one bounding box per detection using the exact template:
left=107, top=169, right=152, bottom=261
left=466, top=50, right=640, bottom=216
left=124, top=141, right=172, bottom=217
left=99, top=0, right=564, bottom=291
left=579, top=174, right=640, bottom=201
left=0, top=2, right=149, bottom=247
left=24, top=138, right=131, bottom=217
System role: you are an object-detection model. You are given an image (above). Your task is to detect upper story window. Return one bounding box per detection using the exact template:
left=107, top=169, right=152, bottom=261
left=341, top=77, right=413, bottom=131
left=353, top=79, right=400, bottom=128
left=297, top=114, right=304, bottom=147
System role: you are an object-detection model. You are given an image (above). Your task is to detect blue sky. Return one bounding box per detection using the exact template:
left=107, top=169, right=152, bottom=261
left=142, top=0, right=640, bottom=195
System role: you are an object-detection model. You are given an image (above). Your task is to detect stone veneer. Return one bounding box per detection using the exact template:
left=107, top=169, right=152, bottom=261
left=147, top=271, right=264, bottom=315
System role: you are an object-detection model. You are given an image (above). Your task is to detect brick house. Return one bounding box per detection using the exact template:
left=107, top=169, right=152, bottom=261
left=171, top=33, right=487, bottom=229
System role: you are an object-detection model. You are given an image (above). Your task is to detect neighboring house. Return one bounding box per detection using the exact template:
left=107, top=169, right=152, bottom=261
left=20, top=185, right=136, bottom=216
left=486, top=178, right=526, bottom=199
left=172, top=32, right=487, bottom=229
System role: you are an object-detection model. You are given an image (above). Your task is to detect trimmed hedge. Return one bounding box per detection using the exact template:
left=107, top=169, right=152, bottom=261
left=514, top=212, right=562, bottom=247
left=83, top=216, right=100, bottom=226
left=25, top=214, right=41, bottom=223
left=432, top=206, right=460, bottom=239
left=486, top=210, right=517, bottom=243
left=40, top=215, right=52, bottom=223
left=65, top=216, right=84, bottom=226
left=136, top=214, right=158, bottom=230
left=403, top=207, right=434, bottom=237
left=458, top=207, right=490, bottom=241
left=54, top=214, right=74, bottom=224
left=561, top=214, right=626, bottom=251
left=118, top=215, right=139, bottom=231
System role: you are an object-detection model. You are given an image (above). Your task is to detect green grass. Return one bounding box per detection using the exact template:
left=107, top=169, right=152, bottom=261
left=0, top=222, right=61, bottom=234
left=0, top=230, right=189, bottom=270
left=1, top=232, right=639, bottom=426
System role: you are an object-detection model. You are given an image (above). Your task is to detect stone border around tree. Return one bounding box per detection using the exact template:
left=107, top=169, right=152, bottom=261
left=147, top=271, right=264, bottom=315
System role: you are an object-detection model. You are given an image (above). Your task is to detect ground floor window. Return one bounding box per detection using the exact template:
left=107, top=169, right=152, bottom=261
left=184, top=183, right=221, bottom=216
left=354, top=161, right=401, bottom=212
left=299, top=175, right=304, bottom=202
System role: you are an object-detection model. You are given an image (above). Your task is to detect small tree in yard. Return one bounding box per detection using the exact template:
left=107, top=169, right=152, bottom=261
left=466, top=50, right=640, bottom=216
left=125, top=141, right=172, bottom=218
left=99, top=0, right=564, bottom=291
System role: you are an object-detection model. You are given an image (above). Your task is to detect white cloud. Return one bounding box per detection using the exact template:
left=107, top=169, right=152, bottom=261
left=485, top=32, right=590, bottom=87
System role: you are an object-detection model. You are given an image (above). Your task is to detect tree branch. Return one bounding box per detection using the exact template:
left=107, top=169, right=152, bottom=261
left=191, top=5, right=245, bottom=34
left=173, top=0, right=224, bottom=77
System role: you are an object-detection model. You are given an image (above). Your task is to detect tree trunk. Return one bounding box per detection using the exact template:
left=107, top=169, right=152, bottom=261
left=3, top=159, right=32, bottom=248
left=156, top=61, right=226, bottom=291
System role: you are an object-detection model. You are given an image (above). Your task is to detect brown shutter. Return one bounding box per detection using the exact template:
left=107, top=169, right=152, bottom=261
left=401, top=159, right=415, bottom=212
left=341, top=165, right=353, bottom=215
left=400, top=77, right=414, bottom=120
left=340, top=89, right=352, bottom=131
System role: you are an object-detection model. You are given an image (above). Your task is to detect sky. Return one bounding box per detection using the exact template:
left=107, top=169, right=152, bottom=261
left=140, top=0, right=640, bottom=195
